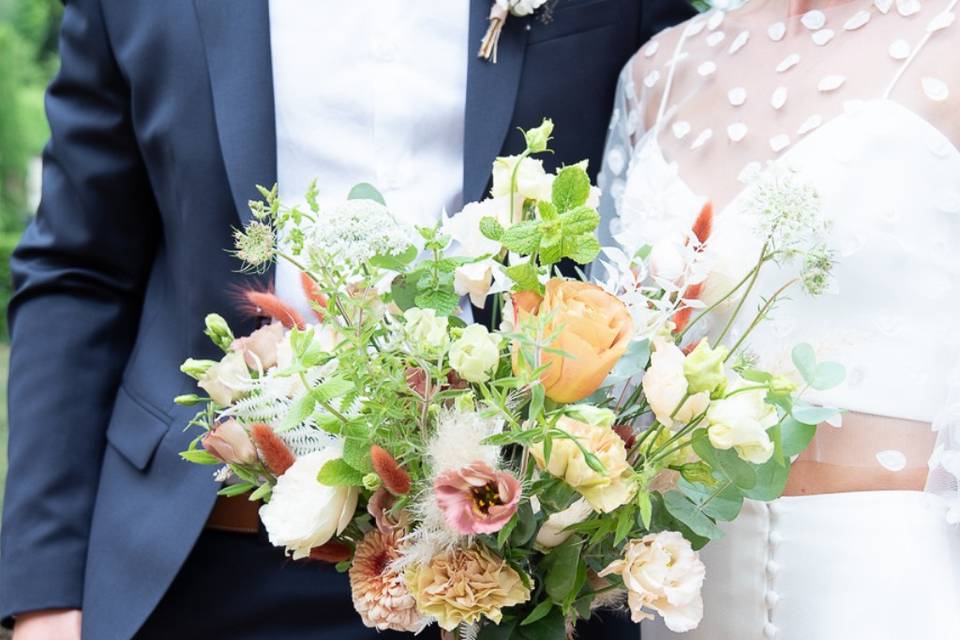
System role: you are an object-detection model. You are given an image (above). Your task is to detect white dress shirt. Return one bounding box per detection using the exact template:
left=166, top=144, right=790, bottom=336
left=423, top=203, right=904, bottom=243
left=269, top=1, right=470, bottom=321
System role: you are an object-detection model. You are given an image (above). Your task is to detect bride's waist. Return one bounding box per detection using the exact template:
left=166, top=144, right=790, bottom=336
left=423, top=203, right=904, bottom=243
left=783, top=411, right=936, bottom=496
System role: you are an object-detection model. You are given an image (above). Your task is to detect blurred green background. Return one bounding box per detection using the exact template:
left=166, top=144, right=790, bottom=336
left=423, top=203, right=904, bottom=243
left=0, top=0, right=63, bottom=518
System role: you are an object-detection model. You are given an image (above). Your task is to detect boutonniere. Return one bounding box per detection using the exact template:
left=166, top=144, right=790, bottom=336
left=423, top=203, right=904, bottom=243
left=478, top=0, right=551, bottom=63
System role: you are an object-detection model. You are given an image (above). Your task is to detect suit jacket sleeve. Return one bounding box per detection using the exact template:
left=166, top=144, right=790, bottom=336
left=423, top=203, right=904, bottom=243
left=0, top=0, right=160, bottom=619
left=640, top=0, right=698, bottom=43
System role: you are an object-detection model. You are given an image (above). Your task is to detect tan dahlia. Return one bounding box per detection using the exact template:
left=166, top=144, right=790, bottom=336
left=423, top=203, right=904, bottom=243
left=405, top=545, right=531, bottom=631
left=349, top=530, right=429, bottom=633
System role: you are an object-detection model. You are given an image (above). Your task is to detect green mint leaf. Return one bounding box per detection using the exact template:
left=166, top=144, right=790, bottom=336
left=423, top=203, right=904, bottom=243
left=415, top=287, right=461, bottom=316
left=500, top=220, right=542, bottom=255
left=538, top=200, right=559, bottom=222
left=563, top=234, right=601, bottom=264
left=479, top=216, right=505, bottom=241
left=317, top=458, right=366, bottom=486
left=539, top=233, right=563, bottom=265
left=551, top=165, right=591, bottom=213
left=560, top=206, right=600, bottom=236
left=505, top=262, right=542, bottom=293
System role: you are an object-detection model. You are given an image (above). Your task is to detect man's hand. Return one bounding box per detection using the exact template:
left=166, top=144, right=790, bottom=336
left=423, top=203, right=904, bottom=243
left=12, top=609, right=82, bottom=640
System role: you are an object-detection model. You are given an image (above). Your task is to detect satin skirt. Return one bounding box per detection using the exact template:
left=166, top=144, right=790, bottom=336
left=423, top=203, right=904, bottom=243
left=641, top=491, right=960, bottom=640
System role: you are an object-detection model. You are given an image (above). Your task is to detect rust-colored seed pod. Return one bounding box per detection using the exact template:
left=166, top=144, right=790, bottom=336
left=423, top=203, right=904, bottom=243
left=370, top=445, right=411, bottom=496
left=250, top=423, right=296, bottom=476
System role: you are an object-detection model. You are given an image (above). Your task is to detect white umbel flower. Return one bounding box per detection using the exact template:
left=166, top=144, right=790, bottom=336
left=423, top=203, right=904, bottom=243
left=746, top=164, right=823, bottom=249
left=308, top=199, right=415, bottom=266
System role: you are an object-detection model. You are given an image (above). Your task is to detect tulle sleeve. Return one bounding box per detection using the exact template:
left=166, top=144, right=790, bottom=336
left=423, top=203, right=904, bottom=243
left=597, top=61, right=643, bottom=250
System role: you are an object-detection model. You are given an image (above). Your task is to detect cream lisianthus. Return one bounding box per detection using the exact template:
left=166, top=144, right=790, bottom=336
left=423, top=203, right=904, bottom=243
left=530, top=417, right=635, bottom=513
left=449, top=324, right=502, bottom=383
left=259, top=444, right=359, bottom=560
left=197, top=351, right=249, bottom=407
left=403, top=308, right=449, bottom=355
left=706, top=380, right=777, bottom=464
left=683, top=340, right=729, bottom=395
left=535, top=498, right=594, bottom=550
left=491, top=155, right=551, bottom=201
left=644, top=338, right=710, bottom=429
left=599, top=532, right=705, bottom=632
left=565, top=404, right=617, bottom=429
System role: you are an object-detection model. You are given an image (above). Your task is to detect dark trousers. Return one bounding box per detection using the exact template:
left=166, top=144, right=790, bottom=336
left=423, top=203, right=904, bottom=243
left=137, top=530, right=639, bottom=639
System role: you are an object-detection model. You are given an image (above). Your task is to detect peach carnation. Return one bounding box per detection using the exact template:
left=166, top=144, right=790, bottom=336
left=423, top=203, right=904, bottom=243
left=405, top=545, right=531, bottom=631
left=349, top=530, right=429, bottom=634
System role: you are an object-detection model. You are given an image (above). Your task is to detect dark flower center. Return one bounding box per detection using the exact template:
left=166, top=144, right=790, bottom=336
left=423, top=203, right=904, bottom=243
left=471, top=482, right=502, bottom=514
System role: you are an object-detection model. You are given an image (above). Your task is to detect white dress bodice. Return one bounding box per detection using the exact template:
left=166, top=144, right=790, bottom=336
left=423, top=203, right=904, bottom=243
left=600, top=0, right=960, bottom=501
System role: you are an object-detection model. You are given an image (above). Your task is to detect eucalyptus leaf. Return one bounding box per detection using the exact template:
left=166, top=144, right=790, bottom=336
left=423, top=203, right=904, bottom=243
left=742, top=457, right=790, bottom=501
left=791, top=343, right=817, bottom=385
left=792, top=402, right=841, bottom=426
left=543, top=539, right=581, bottom=603
left=510, top=501, right=539, bottom=547
left=678, top=478, right=743, bottom=521
left=662, top=491, right=725, bottom=540
left=347, top=182, right=386, bottom=205
left=780, top=416, right=818, bottom=458
left=692, top=434, right=757, bottom=490
left=601, top=339, right=651, bottom=387
left=811, top=361, right=846, bottom=391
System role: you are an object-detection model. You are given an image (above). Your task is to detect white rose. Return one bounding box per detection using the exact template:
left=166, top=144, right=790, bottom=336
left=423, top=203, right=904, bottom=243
left=449, top=324, right=502, bottom=383
left=497, top=0, right=549, bottom=18
left=647, top=237, right=688, bottom=286
left=698, top=219, right=762, bottom=309
left=535, top=498, right=594, bottom=550
left=706, top=381, right=777, bottom=464
left=259, top=445, right=359, bottom=560
left=643, top=338, right=710, bottom=429
left=198, top=351, right=249, bottom=406
left=403, top=308, right=449, bottom=355
left=599, top=531, right=705, bottom=632
left=491, top=155, right=551, bottom=202
left=443, top=197, right=512, bottom=259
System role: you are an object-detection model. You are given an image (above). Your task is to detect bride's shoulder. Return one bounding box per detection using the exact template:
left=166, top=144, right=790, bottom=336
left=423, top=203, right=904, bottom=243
left=625, top=15, right=692, bottom=88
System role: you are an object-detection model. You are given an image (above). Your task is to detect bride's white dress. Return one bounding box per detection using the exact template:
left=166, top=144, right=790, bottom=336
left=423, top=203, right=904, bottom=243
left=599, top=0, right=960, bottom=638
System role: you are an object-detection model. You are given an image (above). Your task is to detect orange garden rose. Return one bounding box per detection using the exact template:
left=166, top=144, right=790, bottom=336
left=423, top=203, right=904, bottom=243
left=513, top=279, right=633, bottom=403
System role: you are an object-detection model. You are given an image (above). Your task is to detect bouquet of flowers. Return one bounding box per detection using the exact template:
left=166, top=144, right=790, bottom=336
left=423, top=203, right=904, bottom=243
left=177, top=120, right=843, bottom=638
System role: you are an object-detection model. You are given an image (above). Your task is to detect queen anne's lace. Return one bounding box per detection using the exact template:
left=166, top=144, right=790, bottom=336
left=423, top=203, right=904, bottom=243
left=308, top=199, right=416, bottom=266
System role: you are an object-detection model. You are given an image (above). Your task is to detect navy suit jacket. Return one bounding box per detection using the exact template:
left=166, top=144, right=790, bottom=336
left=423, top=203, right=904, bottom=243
left=0, top=1, right=694, bottom=637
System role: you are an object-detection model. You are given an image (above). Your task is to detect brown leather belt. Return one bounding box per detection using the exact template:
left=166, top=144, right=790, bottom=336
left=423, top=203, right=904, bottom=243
left=205, top=494, right=261, bottom=534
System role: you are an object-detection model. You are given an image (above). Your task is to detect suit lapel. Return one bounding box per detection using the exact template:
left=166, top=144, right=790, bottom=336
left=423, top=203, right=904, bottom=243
left=194, top=0, right=277, bottom=228
left=463, top=0, right=530, bottom=204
